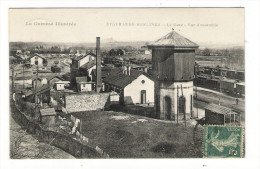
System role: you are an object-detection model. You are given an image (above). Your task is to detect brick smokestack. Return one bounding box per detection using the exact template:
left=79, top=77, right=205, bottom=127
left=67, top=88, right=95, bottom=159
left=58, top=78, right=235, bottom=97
left=96, top=37, right=102, bottom=93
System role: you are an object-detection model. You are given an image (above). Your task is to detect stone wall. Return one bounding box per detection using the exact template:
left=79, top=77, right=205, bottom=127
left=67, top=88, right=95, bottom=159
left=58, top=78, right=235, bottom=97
left=11, top=100, right=107, bottom=158
left=65, top=93, right=110, bottom=113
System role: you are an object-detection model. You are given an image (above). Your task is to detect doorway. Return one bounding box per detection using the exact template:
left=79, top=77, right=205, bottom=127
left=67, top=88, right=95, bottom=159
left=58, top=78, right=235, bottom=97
left=165, top=96, right=172, bottom=120
left=141, top=90, right=146, bottom=104
left=179, top=96, right=186, bottom=114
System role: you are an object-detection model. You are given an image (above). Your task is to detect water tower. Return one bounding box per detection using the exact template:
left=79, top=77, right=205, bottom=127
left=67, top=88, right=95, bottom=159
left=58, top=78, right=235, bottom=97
left=148, top=30, right=199, bottom=121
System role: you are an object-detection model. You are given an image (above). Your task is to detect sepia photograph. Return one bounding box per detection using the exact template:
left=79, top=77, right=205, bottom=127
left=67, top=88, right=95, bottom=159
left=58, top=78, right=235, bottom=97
left=8, top=8, right=245, bottom=159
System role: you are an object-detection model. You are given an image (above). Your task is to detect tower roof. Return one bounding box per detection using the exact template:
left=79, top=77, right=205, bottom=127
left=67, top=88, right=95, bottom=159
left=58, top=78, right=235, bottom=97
left=148, top=30, right=199, bottom=49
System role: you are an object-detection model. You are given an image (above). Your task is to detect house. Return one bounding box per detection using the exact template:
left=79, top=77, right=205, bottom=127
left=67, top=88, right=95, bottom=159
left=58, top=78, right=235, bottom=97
left=47, top=75, right=64, bottom=88
left=70, top=53, right=96, bottom=85
left=40, top=108, right=57, bottom=126
left=205, top=103, right=240, bottom=125
left=103, top=67, right=154, bottom=105
left=23, top=84, right=51, bottom=104
left=76, top=77, right=94, bottom=92
left=29, top=54, right=47, bottom=66
left=78, top=58, right=97, bottom=80
left=54, top=81, right=67, bottom=91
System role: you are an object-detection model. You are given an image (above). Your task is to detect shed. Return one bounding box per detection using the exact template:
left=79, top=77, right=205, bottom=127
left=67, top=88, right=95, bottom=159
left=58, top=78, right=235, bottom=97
left=40, top=108, right=57, bottom=126
left=205, top=103, right=240, bottom=125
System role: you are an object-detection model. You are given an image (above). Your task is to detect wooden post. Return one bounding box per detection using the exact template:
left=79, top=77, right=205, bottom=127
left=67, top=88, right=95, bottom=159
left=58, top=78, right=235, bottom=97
left=34, top=56, right=39, bottom=118
left=11, top=64, right=15, bottom=93
left=234, top=112, right=236, bottom=125
left=177, top=85, right=179, bottom=125
left=196, top=86, right=198, bottom=118
left=239, top=113, right=241, bottom=126
left=181, top=84, right=186, bottom=128
left=224, top=114, right=225, bottom=126
left=22, top=61, right=24, bottom=90
left=230, top=112, right=231, bottom=124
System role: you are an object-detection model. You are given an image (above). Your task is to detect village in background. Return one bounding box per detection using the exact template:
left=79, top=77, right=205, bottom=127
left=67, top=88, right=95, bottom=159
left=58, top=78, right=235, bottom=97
left=9, top=30, right=245, bottom=158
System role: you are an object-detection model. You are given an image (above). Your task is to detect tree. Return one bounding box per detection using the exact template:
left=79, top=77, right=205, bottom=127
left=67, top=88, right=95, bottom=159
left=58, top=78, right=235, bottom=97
left=109, top=49, right=117, bottom=56
left=202, top=48, right=211, bottom=56
left=117, top=49, right=124, bottom=56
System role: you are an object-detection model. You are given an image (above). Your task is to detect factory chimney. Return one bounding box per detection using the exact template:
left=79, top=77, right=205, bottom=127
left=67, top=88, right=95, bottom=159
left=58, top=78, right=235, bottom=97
left=96, top=37, right=102, bottom=93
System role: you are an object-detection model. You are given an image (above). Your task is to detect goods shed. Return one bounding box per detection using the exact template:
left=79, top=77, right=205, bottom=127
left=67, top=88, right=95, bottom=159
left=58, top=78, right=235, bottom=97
left=205, top=103, right=240, bottom=125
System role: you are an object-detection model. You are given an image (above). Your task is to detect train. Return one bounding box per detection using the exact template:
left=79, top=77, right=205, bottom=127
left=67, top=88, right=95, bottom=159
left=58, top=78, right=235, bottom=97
left=197, top=66, right=245, bottom=81
left=195, top=75, right=245, bottom=97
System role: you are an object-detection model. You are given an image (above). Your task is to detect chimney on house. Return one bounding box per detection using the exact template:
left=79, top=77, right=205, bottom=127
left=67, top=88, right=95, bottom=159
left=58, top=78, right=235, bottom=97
left=96, top=37, right=102, bottom=93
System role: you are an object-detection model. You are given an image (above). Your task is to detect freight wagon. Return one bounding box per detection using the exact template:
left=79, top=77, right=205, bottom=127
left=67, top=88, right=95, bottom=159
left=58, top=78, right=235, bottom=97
left=220, top=79, right=236, bottom=94
left=235, top=82, right=245, bottom=97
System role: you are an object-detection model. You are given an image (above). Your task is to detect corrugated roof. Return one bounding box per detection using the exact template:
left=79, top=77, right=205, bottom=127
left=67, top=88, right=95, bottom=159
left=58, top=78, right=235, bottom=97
left=205, top=103, right=233, bottom=115
left=40, top=108, right=56, bottom=116
left=148, top=30, right=199, bottom=48
left=76, top=76, right=88, bottom=83
left=103, top=67, right=152, bottom=88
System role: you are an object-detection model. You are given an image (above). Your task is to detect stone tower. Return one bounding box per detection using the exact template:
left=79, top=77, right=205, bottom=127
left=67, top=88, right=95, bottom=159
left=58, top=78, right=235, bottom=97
left=148, top=30, right=199, bottom=121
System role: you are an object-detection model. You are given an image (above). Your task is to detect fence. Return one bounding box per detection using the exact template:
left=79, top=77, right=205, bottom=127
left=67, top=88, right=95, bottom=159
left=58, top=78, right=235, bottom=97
left=11, top=100, right=108, bottom=158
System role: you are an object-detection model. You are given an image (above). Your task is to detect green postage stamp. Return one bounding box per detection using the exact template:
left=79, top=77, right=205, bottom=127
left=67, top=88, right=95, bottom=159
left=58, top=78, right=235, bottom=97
left=203, top=125, right=243, bottom=158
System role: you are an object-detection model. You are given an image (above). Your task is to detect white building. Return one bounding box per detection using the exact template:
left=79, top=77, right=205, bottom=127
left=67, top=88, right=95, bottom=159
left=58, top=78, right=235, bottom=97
left=104, top=67, right=154, bottom=105
left=29, top=54, right=46, bottom=66
left=54, top=81, right=65, bottom=91
left=76, top=77, right=94, bottom=92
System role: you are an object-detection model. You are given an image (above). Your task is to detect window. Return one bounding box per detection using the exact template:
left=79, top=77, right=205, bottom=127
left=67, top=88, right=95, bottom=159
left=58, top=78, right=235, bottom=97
left=83, top=84, right=86, bottom=87
left=141, top=80, right=145, bottom=84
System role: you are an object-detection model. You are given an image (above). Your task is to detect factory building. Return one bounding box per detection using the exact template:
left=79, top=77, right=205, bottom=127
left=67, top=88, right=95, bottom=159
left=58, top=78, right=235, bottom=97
left=148, top=30, right=199, bottom=120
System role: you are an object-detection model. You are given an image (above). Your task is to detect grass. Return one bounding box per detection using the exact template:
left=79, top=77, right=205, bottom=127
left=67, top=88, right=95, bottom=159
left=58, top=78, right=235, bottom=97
left=73, top=110, right=203, bottom=158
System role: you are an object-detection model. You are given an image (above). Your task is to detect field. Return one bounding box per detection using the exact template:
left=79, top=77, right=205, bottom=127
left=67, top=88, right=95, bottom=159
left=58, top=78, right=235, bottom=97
left=73, top=110, right=203, bottom=158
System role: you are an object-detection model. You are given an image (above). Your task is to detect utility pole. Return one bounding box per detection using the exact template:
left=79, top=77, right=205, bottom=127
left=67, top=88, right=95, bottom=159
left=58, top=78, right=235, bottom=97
left=23, top=60, right=25, bottom=90
left=194, top=63, right=198, bottom=118
left=181, top=84, right=186, bottom=128
left=34, top=56, right=39, bottom=118
left=11, top=63, right=15, bottom=93
left=177, top=85, right=179, bottom=125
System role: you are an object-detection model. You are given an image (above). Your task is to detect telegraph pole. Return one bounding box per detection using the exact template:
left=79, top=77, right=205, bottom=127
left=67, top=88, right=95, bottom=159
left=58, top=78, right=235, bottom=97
left=23, top=60, right=25, bottom=90
left=177, top=85, right=179, bottom=125
left=34, top=55, right=39, bottom=117
left=11, top=63, right=15, bottom=93
left=181, top=84, right=186, bottom=128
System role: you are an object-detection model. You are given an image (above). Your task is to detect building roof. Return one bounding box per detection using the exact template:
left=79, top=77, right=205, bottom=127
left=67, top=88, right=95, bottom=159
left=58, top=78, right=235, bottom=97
left=76, top=76, right=89, bottom=83
left=92, top=66, right=113, bottom=79
left=28, top=54, right=46, bottom=60
left=46, top=75, right=64, bottom=82
left=24, top=84, right=50, bottom=97
left=72, top=53, right=96, bottom=61
left=40, top=108, right=56, bottom=116
left=103, top=67, right=152, bottom=88
left=148, top=30, right=199, bottom=49
left=205, top=103, right=234, bottom=115
left=80, top=59, right=96, bottom=70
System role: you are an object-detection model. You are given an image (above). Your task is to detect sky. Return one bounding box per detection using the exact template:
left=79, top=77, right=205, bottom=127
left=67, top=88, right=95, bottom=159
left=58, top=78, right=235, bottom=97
left=9, top=8, right=244, bottom=47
